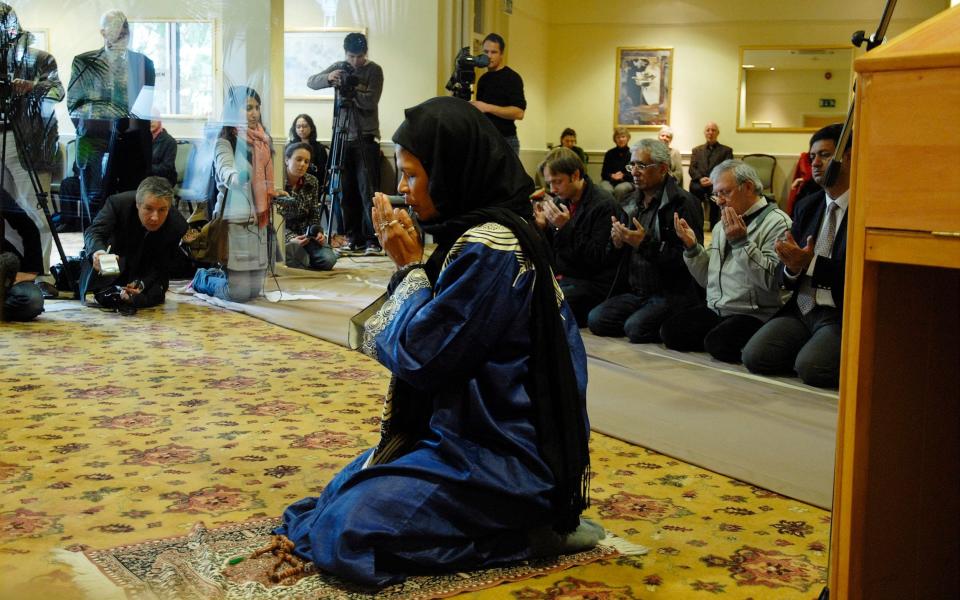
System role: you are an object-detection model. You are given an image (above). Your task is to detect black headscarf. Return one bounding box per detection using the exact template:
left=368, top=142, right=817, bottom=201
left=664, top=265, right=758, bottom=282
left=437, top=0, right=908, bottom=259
left=389, top=96, right=590, bottom=533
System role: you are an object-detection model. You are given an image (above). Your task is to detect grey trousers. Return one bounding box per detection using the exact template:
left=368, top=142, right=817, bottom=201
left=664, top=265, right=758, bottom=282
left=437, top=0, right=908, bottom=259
left=741, top=304, right=841, bottom=388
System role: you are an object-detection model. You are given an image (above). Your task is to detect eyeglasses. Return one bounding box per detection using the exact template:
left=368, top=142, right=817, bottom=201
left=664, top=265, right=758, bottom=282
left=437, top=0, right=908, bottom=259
left=808, top=150, right=834, bottom=163
left=710, top=187, right=737, bottom=203
left=628, top=161, right=658, bottom=170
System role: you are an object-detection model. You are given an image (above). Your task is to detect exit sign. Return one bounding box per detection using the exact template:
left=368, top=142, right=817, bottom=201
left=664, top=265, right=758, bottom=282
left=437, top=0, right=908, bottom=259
left=819, top=98, right=837, bottom=108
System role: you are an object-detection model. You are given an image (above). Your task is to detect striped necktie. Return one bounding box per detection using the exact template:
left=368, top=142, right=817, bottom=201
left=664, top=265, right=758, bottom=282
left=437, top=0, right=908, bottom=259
left=797, top=201, right=838, bottom=315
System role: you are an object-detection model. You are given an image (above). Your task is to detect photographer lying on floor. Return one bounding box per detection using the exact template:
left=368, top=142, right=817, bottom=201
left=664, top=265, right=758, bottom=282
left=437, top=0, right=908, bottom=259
left=79, top=177, right=187, bottom=314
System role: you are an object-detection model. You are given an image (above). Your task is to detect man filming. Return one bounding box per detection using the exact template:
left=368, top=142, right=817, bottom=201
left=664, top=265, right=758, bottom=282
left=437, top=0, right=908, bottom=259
left=307, top=32, right=384, bottom=256
left=472, top=33, right=525, bottom=155
left=0, top=3, right=63, bottom=299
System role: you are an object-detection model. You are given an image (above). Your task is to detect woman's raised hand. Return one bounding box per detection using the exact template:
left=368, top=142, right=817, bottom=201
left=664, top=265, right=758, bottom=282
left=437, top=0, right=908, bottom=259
left=372, top=192, right=423, bottom=267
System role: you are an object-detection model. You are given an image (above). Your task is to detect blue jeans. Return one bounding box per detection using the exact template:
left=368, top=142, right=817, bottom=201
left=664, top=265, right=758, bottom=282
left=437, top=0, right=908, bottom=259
left=3, top=282, right=43, bottom=321
left=285, top=239, right=338, bottom=271
left=191, top=267, right=264, bottom=303
left=588, top=293, right=672, bottom=343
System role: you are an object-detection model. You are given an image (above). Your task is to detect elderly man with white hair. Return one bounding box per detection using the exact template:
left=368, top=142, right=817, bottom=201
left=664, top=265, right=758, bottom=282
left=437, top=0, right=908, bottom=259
left=660, top=159, right=792, bottom=363
left=65, top=9, right=155, bottom=226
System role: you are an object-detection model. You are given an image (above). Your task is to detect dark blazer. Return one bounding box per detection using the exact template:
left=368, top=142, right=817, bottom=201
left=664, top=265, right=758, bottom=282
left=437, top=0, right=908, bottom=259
left=688, top=142, right=733, bottom=201
left=151, top=130, right=178, bottom=185
left=79, top=191, right=187, bottom=301
left=778, top=189, right=849, bottom=311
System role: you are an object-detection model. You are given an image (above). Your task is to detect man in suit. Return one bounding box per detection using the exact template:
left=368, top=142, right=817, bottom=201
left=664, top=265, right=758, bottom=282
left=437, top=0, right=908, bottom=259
left=67, top=10, right=155, bottom=226
left=79, top=177, right=186, bottom=311
left=688, top=121, right=733, bottom=228
left=742, top=124, right=850, bottom=388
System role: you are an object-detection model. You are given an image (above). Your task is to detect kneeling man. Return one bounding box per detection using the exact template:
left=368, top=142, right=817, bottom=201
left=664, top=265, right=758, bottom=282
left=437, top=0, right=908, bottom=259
left=742, top=124, right=849, bottom=387
left=588, top=138, right=703, bottom=342
left=660, top=160, right=791, bottom=362
left=79, top=176, right=187, bottom=310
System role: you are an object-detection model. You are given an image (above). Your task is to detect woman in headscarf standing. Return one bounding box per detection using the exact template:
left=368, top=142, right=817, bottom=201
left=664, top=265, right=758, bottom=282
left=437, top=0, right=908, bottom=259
left=191, top=86, right=274, bottom=302
left=274, top=97, right=598, bottom=587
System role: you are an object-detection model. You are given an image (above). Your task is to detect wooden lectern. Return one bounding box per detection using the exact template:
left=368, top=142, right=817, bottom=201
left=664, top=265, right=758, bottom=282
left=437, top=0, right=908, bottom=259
left=829, top=5, right=960, bottom=599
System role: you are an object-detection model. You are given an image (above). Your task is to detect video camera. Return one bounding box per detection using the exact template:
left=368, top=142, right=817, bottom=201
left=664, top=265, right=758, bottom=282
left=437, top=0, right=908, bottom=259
left=334, top=61, right=361, bottom=99
left=0, top=22, right=26, bottom=102
left=445, top=47, right=489, bottom=101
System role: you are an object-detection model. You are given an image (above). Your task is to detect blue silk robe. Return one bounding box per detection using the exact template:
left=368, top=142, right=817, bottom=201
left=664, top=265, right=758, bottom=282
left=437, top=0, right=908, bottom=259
left=277, top=222, right=589, bottom=587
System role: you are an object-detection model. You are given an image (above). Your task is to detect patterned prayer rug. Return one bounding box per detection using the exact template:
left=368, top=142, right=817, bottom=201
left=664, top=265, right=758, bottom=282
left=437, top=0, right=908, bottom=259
left=72, top=516, right=633, bottom=599
left=1, top=299, right=830, bottom=599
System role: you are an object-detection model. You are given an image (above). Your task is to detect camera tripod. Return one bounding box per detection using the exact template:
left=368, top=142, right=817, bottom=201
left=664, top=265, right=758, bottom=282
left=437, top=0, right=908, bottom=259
left=317, top=82, right=376, bottom=248
left=0, top=36, right=72, bottom=291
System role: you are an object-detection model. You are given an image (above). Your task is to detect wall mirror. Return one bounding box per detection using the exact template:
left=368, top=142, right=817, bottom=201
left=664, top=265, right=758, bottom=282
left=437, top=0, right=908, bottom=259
left=737, top=46, right=854, bottom=133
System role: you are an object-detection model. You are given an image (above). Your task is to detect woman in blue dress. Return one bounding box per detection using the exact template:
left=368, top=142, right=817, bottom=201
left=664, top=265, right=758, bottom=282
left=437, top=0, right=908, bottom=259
left=275, top=96, right=597, bottom=587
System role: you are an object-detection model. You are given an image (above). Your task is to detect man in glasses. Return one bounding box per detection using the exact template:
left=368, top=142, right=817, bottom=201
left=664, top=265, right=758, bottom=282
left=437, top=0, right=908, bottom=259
left=689, top=121, right=734, bottom=228
left=587, top=139, right=703, bottom=343
left=742, top=124, right=850, bottom=388
left=660, top=159, right=791, bottom=363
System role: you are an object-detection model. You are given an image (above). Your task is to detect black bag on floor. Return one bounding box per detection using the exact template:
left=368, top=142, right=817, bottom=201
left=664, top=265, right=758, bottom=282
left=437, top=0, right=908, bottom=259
left=50, top=251, right=85, bottom=292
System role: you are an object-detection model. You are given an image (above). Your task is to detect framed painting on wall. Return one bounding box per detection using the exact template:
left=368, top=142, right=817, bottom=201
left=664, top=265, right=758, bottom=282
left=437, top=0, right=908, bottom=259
left=615, top=47, right=673, bottom=128
left=284, top=27, right=365, bottom=100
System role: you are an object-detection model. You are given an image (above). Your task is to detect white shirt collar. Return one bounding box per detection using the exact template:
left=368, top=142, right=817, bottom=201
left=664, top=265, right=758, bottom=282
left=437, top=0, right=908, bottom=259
left=825, top=188, right=850, bottom=212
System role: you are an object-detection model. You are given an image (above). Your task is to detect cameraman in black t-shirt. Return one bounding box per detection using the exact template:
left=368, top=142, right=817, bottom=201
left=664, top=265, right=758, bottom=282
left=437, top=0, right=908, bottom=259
left=472, top=33, right=526, bottom=155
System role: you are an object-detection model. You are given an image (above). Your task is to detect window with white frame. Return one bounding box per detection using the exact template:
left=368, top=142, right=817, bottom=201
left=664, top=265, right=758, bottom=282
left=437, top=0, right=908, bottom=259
left=129, top=20, right=215, bottom=118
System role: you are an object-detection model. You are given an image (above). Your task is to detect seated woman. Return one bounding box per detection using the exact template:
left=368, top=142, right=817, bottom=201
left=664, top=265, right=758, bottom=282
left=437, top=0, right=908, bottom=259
left=288, top=113, right=329, bottom=188
left=273, top=97, right=599, bottom=587
left=598, top=127, right=634, bottom=203
left=559, top=127, right=588, bottom=164
left=191, top=86, right=274, bottom=303
left=276, top=142, right=337, bottom=271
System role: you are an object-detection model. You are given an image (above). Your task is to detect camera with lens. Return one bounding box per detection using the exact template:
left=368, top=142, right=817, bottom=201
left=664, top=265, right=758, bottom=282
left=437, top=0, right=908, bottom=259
left=445, top=47, right=489, bottom=101
left=306, top=224, right=323, bottom=238
left=335, top=62, right=361, bottom=99
left=93, top=284, right=138, bottom=315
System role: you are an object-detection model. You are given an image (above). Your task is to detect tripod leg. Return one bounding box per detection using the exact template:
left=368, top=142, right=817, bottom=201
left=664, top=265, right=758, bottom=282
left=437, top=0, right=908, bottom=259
left=6, top=114, right=72, bottom=286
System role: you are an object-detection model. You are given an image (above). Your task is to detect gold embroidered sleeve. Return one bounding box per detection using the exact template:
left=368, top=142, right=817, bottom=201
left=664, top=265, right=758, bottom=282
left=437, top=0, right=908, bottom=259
left=360, top=268, right=432, bottom=360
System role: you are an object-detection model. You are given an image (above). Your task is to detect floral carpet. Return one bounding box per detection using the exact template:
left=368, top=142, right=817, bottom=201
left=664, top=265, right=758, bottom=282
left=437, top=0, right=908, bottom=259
left=1, top=300, right=830, bottom=599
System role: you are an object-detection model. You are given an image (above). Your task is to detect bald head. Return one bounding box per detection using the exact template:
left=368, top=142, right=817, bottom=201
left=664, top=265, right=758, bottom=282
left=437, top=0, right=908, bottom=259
left=704, top=122, right=720, bottom=144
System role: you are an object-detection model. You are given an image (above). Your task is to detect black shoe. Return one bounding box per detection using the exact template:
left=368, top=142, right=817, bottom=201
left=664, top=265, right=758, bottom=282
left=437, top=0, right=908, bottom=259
left=0, top=252, right=21, bottom=321
left=35, top=280, right=59, bottom=299
left=364, top=243, right=383, bottom=256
